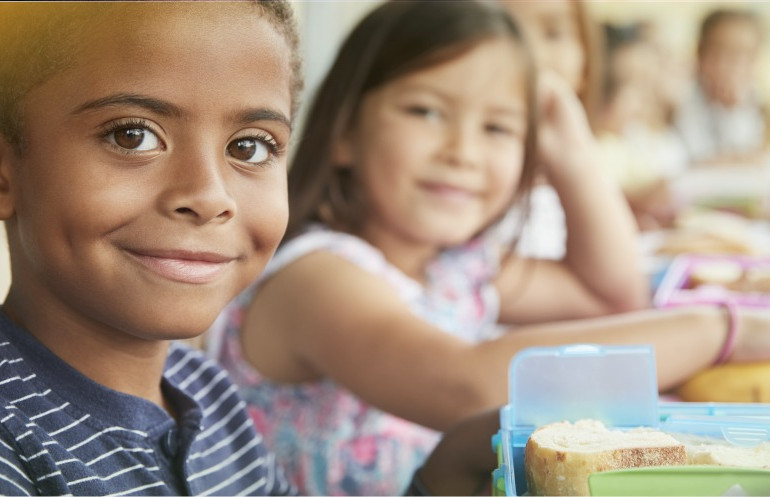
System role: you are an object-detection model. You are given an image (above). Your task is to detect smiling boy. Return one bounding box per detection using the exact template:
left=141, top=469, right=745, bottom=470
left=0, top=2, right=300, bottom=494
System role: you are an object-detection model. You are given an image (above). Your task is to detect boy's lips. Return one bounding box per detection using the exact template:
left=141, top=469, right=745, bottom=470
left=125, top=249, right=238, bottom=284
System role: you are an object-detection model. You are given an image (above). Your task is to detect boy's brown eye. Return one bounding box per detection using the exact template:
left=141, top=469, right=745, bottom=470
left=226, top=137, right=271, bottom=164
left=114, top=128, right=146, bottom=150
left=228, top=138, right=257, bottom=161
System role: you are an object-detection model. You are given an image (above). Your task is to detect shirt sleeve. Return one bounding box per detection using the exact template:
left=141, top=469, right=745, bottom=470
left=0, top=424, right=36, bottom=496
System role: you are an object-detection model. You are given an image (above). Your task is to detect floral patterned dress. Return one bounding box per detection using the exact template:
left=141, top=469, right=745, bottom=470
left=207, top=225, right=503, bottom=496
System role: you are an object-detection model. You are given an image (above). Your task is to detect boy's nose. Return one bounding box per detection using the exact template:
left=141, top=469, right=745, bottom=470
left=161, top=150, right=237, bottom=225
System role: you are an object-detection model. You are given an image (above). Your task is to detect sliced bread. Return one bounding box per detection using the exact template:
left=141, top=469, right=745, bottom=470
left=525, top=419, right=686, bottom=496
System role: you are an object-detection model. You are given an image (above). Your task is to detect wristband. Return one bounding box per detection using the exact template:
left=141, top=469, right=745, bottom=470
left=714, top=300, right=738, bottom=366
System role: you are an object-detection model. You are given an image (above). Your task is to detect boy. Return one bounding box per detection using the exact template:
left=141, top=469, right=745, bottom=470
left=0, top=2, right=299, bottom=494
left=674, top=8, right=768, bottom=165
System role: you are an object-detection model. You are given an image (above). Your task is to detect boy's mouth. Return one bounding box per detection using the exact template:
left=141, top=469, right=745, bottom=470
left=125, top=249, right=237, bottom=284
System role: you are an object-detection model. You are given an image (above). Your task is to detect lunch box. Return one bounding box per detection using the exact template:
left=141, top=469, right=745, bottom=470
left=491, top=344, right=770, bottom=496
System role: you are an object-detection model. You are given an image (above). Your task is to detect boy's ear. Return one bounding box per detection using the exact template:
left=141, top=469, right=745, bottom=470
left=0, top=136, right=17, bottom=220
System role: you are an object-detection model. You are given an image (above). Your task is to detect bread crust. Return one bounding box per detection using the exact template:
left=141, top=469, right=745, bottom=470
left=524, top=421, right=686, bottom=496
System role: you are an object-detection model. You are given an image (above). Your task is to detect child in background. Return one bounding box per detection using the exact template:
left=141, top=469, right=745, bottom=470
left=594, top=22, right=688, bottom=231
left=209, top=1, right=770, bottom=495
left=674, top=8, right=769, bottom=166
left=0, top=2, right=302, bottom=494
left=497, top=0, right=603, bottom=258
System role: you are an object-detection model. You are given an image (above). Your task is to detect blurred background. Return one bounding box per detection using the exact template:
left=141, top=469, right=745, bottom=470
left=292, top=1, right=770, bottom=122
left=1, top=1, right=770, bottom=299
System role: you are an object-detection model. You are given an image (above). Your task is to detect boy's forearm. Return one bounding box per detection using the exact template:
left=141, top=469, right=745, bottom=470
left=410, top=408, right=500, bottom=496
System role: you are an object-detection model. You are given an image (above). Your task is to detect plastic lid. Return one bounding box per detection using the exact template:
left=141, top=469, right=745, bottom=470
left=505, top=344, right=659, bottom=430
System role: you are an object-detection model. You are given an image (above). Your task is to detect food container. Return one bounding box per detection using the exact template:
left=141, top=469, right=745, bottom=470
left=491, top=345, right=770, bottom=496
left=653, top=254, right=770, bottom=308
left=492, top=344, right=659, bottom=496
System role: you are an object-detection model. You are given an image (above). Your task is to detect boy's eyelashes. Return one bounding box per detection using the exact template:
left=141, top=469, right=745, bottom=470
left=101, top=118, right=164, bottom=155
left=227, top=131, right=283, bottom=166
left=97, top=118, right=285, bottom=167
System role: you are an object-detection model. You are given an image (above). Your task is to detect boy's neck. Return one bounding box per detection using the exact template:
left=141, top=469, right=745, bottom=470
left=3, top=291, right=171, bottom=411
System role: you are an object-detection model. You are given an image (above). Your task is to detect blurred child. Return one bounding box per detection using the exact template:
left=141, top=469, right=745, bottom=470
left=209, top=1, right=770, bottom=495
left=499, top=0, right=602, bottom=117
left=0, top=2, right=302, bottom=494
left=674, top=8, right=769, bottom=166
left=594, top=22, right=688, bottom=230
left=497, top=0, right=603, bottom=258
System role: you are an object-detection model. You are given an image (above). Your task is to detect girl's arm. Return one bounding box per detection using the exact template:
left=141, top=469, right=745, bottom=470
left=242, top=251, right=770, bottom=431
left=495, top=72, right=649, bottom=324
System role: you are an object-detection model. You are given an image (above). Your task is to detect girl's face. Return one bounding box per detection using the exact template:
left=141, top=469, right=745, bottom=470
left=338, top=38, right=528, bottom=250
left=502, top=0, right=585, bottom=94
left=0, top=4, right=292, bottom=341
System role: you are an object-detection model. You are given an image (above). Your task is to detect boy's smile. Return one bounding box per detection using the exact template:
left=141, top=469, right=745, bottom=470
left=123, top=248, right=240, bottom=285
left=0, top=4, right=293, bottom=351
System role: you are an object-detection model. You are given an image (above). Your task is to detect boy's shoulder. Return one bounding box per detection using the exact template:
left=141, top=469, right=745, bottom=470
left=0, top=315, right=294, bottom=496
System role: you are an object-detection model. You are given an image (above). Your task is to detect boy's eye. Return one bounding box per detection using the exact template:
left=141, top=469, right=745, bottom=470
left=108, top=127, right=160, bottom=151
left=227, top=137, right=270, bottom=164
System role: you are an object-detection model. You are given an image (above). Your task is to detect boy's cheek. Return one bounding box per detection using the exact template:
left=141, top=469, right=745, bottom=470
left=0, top=137, right=18, bottom=221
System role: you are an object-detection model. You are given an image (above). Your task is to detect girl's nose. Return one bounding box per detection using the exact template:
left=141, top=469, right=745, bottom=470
left=159, top=148, right=237, bottom=225
left=442, top=120, right=482, bottom=169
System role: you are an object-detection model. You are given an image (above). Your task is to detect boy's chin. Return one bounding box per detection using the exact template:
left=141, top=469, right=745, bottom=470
left=124, top=312, right=219, bottom=344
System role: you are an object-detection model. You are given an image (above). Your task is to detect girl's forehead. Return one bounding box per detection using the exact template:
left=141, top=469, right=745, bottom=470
left=378, top=38, right=528, bottom=111
left=401, top=39, right=526, bottom=85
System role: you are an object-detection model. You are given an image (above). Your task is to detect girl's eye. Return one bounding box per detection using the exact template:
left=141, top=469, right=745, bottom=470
left=486, top=123, right=513, bottom=136
left=406, top=105, right=443, bottom=122
left=107, top=127, right=161, bottom=151
left=226, top=136, right=275, bottom=164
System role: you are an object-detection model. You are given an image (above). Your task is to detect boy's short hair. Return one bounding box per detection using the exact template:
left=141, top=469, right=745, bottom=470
left=698, top=8, right=763, bottom=56
left=0, top=1, right=303, bottom=151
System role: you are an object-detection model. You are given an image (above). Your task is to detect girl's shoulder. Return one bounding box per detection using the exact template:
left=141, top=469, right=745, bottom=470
left=264, top=224, right=423, bottom=297
left=265, top=224, right=386, bottom=277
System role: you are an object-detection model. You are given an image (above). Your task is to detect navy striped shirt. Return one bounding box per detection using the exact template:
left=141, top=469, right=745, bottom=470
left=0, top=310, right=295, bottom=496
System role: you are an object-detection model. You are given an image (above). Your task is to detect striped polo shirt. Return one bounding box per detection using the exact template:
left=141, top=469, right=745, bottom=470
left=0, top=310, right=295, bottom=496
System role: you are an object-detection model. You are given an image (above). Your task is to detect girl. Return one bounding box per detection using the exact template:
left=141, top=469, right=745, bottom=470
left=497, top=0, right=605, bottom=258
left=500, top=0, right=603, bottom=121
left=210, top=1, right=770, bottom=495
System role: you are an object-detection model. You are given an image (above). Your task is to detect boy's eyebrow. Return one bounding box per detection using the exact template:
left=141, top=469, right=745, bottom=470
left=235, top=108, right=292, bottom=131
left=72, top=93, right=184, bottom=117
left=72, top=93, right=292, bottom=130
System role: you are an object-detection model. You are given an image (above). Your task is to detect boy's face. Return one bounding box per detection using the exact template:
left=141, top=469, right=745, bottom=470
left=699, top=18, right=761, bottom=107
left=0, top=4, right=292, bottom=341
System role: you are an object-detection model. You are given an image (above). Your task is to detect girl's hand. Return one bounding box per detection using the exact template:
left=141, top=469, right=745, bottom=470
left=535, top=70, right=596, bottom=182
